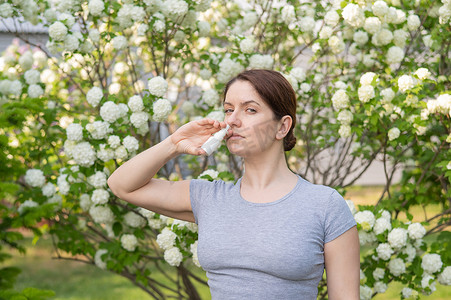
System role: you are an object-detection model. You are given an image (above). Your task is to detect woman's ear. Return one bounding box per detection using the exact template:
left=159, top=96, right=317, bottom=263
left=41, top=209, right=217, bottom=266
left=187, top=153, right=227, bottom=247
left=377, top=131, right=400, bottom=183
left=275, top=115, right=292, bottom=140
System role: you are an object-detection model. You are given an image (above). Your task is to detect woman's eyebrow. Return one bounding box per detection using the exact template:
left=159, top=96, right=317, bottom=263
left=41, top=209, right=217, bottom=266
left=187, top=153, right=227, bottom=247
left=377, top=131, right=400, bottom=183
left=223, top=100, right=261, bottom=106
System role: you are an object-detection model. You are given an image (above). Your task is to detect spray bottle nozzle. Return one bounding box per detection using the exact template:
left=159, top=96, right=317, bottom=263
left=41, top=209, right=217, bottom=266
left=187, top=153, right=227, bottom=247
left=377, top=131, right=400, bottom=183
left=201, top=124, right=230, bottom=156
left=213, top=124, right=230, bottom=140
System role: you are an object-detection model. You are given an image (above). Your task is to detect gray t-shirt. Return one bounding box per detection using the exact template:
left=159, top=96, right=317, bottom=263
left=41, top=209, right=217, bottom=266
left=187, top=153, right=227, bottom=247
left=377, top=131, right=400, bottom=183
left=190, top=174, right=356, bottom=300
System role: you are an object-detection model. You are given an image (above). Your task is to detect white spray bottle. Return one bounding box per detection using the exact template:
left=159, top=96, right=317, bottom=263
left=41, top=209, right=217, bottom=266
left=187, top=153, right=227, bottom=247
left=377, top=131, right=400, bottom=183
left=201, top=124, right=230, bottom=156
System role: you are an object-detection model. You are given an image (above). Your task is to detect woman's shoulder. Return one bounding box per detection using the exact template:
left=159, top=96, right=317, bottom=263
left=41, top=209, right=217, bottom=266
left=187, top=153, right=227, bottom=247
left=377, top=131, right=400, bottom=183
left=294, top=175, right=347, bottom=210
left=190, top=177, right=238, bottom=192
left=297, top=176, right=338, bottom=197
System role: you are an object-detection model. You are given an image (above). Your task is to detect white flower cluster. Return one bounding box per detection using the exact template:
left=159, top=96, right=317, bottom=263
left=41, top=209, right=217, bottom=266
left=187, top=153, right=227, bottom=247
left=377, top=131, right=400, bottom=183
left=100, top=101, right=122, bottom=123
left=80, top=194, right=92, bottom=211
left=217, top=57, right=244, bottom=83
left=438, top=266, right=451, bottom=285
left=331, top=89, right=350, bottom=110
left=88, top=0, right=104, bottom=16
left=280, top=5, right=296, bottom=25
left=342, top=3, right=365, bottom=27
left=124, top=211, right=146, bottom=228
left=388, top=257, right=406, bottom=276
left=121, top=234, right=138, bottom=251
left=421, top=253, right=443, bottom=275
left=354, top=210, right=375, bottom=231
left=152, top=98, right=172, bottom=122
left=117, top=4, right=145, bottom=29
left=388, top=127, right=400, bottom=141
left=164, top=247, right=183, bottom=267
left=130, top=111, right=149, bottom=129
left=439, top=0, right=451, bottom=25
left=414, top=67, right=431, bottom=80
left=381, top=88, right=395, bottom=103
left=57, top=174, right=69, bottom=195
left=373, top=215, right=392, bottom=235
left=249, top=54, right=273, bottom=69
left=190, top=241, right=200, bottom=267
left=49, top=21, right=67, bottom=41
left=427, top=94, right=451, bottom=115
left=88, top=171, right=107, bottom=188
left=72, top=142, right=97, bottom=167
left=181, top=101, right=195, bottom=117
left=112, top=36, right=127, bottom=50
left=290, top=67, right=306, bottom=83
left=0, top=3, right=13, bottom=18
left=358, top=73, right=376, bottom=103
left=398, top=75, right=415, bottom=93
left=156, top=227, right=184, bottom=266
left=91, top=189, right=109, bottom=205
left=86, top=87, right=103, bottom=107
left=387, top=228, right=407, bottom=250
left=148, top=76, right=168, bottom=97
left=128, top=95, right=144, bottom=112
left=94, top=249, right=108, bottom=270
left=161, top=0, right=188, bottom=22
left=407, top=222, right=426, bottom=240
left=386, top=46, right=404, bottom=65
left=28, top=84, right=44, bottom=98
left=89, top=205, right=114, bottom=224
left=123, top=136, right=139, bottom=153
left=156, top=227, right=177, bottom=250
left=198, top=169, right=219, bottom=180
left=324, top=10, right=339, bottom=27
left=42, top=182, right=56, bottom=197
left=86, top=121, right=113, bottom=140
left=202, top=89, right=219, bottom=107
left=25, top=169, right=46, bottom=187
left=328, top=36, right=345, bottom=54
left=24, top=69, right=40, bottom=85
left=96, top=144, right=115, bottom=162
left=332, top=86, right=353, bottom=138
left=360, top=285, right=372, bottom=300
left=197, top=21, right=210, bottom=37
left=66, top=123, right=84, bottom=141
left=18, top=199, right=39, bottom=214
left=239, top=38, right=255, bottom=54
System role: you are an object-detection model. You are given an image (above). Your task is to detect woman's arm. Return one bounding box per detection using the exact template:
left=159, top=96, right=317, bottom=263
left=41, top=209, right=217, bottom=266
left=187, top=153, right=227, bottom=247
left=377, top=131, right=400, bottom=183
left=324, top=226, right=360, bottom=300
left=107, top=118, right=229, bottom=222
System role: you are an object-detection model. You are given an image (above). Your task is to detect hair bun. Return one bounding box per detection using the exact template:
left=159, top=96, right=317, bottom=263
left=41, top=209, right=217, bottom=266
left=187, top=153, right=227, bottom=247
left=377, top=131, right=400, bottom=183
left=283, top=131, right=296, bottom=151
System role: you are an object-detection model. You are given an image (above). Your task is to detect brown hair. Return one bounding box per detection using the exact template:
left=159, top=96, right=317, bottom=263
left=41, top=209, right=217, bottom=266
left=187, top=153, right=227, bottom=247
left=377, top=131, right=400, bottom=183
left=223, top=69, right=297, bottom=151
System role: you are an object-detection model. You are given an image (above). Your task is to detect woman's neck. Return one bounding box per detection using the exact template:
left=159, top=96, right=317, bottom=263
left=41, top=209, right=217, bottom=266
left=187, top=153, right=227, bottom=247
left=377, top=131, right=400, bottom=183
left=241, top=151, right=296, bottom=190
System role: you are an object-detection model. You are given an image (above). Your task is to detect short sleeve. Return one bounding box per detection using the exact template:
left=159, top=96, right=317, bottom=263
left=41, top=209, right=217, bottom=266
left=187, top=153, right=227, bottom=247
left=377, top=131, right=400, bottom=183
left=189, top=179, right=215, bottom=224
left=324, top=190, right=357, bottom=243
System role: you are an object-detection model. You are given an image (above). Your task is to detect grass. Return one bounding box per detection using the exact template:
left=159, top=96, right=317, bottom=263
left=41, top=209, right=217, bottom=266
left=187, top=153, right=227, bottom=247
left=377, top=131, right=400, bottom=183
left=2, top=185, right=450, bottom=299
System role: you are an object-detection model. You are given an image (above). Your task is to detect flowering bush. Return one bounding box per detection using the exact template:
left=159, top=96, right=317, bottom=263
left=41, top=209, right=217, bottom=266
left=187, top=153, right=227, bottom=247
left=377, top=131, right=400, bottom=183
left=0, top=0, right=450, bottom=299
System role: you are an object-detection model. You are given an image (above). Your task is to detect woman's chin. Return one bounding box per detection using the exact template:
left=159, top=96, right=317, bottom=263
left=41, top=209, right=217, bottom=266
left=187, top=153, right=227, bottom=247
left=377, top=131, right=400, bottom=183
left=226, top=143, right=250, bottom=157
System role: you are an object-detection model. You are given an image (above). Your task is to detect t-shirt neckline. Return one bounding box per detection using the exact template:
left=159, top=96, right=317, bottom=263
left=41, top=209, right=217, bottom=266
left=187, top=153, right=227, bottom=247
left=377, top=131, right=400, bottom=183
left=235, top=174, right=302, bottom=206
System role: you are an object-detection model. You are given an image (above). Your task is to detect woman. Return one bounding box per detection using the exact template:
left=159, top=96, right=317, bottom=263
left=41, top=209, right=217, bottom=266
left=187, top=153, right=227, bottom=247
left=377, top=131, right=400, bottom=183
left=108, top=69, right=360, bottom=299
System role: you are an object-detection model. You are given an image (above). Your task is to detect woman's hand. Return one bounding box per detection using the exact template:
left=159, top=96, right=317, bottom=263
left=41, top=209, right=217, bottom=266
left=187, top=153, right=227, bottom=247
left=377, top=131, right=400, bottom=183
left=170, top=118, right=230, bottom=156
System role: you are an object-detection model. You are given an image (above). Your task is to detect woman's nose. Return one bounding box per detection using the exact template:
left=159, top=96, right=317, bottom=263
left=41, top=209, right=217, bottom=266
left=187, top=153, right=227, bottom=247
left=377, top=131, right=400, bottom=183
left=225, top=110, right=241, bottom=127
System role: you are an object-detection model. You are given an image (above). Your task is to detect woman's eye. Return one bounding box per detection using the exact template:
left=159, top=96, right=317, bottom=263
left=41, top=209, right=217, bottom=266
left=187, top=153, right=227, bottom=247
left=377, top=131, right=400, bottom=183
left=224, top=108, right=233, bottom=113
left=247, top=108, right=256, bottom=113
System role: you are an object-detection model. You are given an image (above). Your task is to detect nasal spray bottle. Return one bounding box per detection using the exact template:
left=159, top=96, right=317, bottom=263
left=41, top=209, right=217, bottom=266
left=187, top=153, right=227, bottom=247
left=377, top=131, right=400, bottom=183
left=201, top=124, right=230, bottom=156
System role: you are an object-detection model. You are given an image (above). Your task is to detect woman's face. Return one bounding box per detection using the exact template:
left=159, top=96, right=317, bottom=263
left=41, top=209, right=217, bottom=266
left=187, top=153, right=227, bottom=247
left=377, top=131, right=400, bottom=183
left=223, top=80, right=280, bottom=157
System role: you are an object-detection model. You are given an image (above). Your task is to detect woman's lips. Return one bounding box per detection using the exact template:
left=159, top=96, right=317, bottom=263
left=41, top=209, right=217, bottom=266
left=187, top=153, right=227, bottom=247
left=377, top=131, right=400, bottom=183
left=227, top=134, right=244, bottom=140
